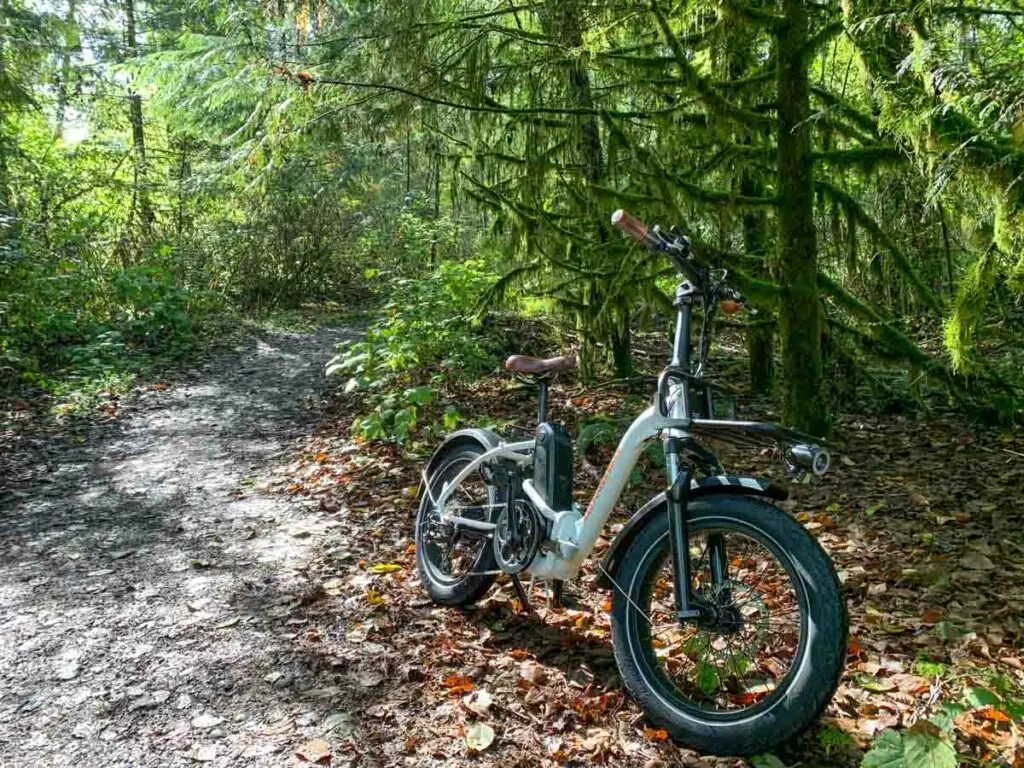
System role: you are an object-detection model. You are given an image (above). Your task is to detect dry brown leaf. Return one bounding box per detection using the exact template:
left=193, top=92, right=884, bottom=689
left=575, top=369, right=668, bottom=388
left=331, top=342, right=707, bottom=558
left=296, top=738, right=332, bottom=763
left=960, top=551, right=996, bottom=570
left=978, top=706, right=1013, bottom=724
left=442, top=675, right=474, bottom=695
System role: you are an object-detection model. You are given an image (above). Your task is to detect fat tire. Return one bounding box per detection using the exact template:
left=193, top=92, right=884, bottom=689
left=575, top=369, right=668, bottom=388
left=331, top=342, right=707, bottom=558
left=415, top=443, right=500, bottom=606
left=609, top=495, right=847, bottom=756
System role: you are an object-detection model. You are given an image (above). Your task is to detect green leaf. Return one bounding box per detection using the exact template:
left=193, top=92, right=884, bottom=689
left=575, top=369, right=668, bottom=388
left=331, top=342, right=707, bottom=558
left=903, top=723, right=957, bottom=768
left=442, top=405, right=460, bottom=431
left=928, top=702, right=965, bottom=733
left=465, top=722, right=495, bottom=752
left=694, top=660, right=719, bottom=696
left=751, top=755, right=789, bottom=768
left=861, top=724, right=956, bottom=768
left=577, top=420, right=617, bottom=453
left=863, top=729, right=904, bottom=768
left=963, top=686, right=1001, bottom=708
left=404, top=386, right=434, bottom=406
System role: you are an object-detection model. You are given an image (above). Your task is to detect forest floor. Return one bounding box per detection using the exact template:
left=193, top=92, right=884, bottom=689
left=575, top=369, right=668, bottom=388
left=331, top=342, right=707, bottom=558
left=2, top=325, right=1023, bottom=768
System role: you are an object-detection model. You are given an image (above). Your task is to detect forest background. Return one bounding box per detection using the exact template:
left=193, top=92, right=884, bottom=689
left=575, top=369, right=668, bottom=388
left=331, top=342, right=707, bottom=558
left=3, top=0, right=1024, bottom=434
left=3, top=1, right=1024, bottom=765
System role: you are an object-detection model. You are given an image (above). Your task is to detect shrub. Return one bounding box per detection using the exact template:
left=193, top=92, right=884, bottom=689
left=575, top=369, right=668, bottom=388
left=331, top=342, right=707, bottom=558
left=327, top=257, right=500, bottom=441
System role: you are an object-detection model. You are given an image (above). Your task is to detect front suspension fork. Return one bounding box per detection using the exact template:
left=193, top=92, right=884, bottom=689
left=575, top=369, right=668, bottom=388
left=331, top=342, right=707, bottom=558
left=664, top=438, right=701, bottom=622
left=664, top=439, right=730, bottom=624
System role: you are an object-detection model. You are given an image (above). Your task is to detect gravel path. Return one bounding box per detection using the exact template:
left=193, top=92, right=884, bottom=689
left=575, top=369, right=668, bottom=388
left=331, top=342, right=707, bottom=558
left=0, top=327, right=363, bottom=767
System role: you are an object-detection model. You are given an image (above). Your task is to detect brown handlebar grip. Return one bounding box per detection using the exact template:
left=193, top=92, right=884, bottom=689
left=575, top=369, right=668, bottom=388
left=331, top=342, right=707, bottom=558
left=611, top=209, right=649, bottom=243
left=719, top=300, right=743, bottom=315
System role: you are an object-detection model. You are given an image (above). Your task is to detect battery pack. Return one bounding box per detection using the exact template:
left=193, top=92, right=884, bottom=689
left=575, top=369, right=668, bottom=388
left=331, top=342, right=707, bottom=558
left=533, top=422, right=573, bottom=511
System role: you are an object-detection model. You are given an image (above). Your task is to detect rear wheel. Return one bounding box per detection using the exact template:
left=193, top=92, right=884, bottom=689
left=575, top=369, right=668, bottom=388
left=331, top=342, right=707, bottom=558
left=415, top=442, right=502, bottom=606
left=609, top=495, right=846, bottom=755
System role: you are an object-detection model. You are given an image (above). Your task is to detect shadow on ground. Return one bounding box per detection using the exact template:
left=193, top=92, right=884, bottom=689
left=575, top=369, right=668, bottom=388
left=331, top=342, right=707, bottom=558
left=0, top=326, right=382, bottom=768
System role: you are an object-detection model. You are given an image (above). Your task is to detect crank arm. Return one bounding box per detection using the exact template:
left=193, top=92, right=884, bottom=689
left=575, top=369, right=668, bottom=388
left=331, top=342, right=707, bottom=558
left=440, top=513, right=497, bottom=533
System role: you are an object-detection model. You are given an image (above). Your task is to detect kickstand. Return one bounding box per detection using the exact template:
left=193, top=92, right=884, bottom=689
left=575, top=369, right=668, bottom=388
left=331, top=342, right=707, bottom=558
left=549, top=579, right=564, bottom=609
left=509, top=574, right=540, bottom=620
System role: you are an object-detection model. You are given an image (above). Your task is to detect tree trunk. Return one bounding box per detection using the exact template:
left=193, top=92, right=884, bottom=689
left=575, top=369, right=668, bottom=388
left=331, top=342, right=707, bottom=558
left=0, top=0, right=10, bottom=215
left=741, top=172, right=774, bottom=393
left=610, top=308, right=632, bottom=380
left=540, top=1, right=627, bottom=378
left=55, top=0, right=77, bottom=138
left=775, top=0, right=829, bottom=434
left=124, top=0, right=153, bottom=244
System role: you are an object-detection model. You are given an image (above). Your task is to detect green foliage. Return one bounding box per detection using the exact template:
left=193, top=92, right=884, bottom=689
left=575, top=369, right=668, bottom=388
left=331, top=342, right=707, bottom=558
left=576, top=420, right=618, bottom=455
left=327, top=258, right=501, bottom=441
left=861, top=723, right=957, bottom=768
left=944, top=248, right=998, bottom=373
left=1, top=231, right=196, bottom=408
left=4, top=0, right=1024, bottom=426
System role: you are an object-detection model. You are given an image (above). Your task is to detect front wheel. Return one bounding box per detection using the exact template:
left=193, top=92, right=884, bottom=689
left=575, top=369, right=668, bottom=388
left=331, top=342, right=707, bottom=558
left=609, top=495, right=847, bottom=756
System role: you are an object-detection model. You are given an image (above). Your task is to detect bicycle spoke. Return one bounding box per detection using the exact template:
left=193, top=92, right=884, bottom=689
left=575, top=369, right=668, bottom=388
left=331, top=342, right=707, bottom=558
left=638, top=527, right=803, bottom=714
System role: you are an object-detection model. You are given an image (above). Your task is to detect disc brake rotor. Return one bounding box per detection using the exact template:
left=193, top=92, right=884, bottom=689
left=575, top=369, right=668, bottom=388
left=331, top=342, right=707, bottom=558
left=693, top=579, right=770, bottom=663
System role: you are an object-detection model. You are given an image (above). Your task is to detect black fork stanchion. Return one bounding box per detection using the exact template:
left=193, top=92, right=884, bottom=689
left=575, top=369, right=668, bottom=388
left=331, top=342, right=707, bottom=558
left=665, top=439, right=701, bottom=623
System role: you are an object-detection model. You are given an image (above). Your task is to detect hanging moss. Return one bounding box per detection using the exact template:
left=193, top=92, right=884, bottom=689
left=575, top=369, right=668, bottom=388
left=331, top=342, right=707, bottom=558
left=943, top=247, right=998, bottom=373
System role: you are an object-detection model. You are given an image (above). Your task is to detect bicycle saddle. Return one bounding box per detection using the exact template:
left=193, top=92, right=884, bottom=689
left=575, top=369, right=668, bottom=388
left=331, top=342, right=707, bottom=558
left=504, top=355, right=576, bottom=375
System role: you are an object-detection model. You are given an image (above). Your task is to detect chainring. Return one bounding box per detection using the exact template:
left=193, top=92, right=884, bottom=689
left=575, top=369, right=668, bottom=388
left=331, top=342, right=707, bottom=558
left=493, top=499, right=542, bottom=574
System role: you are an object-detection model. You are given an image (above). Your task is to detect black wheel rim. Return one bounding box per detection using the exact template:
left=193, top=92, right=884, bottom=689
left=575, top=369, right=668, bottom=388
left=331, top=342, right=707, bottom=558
left=626, top=517, right=808, bottom=720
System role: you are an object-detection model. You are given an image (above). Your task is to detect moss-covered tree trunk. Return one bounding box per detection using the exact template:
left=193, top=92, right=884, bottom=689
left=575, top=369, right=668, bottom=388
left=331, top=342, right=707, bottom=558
left=742, top=173, right=775, bottom=393
left=541, top=0, right=631, bottom=378
left=775, top=0, right=829, bottom=434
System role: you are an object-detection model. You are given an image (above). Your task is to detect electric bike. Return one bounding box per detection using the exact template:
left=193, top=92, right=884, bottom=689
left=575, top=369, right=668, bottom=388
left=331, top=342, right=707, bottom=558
left=415, top=209, right=847, bottom=756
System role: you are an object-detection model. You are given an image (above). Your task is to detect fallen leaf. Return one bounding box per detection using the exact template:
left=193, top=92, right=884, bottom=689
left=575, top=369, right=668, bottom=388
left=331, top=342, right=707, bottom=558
left=442, top=675, right=474, bottom=695
left=191, top=713, right=223, bottom=729
left=644, top=728, right=669, bottom=742
left=215, top=616, right=240, bottom=629
left=296, top=738, right=332, bottom=763
left=368, top=563, right=402, bottom=574
left=465, top=723, right=495, bottom=752
left=190, top=744, right=217, bottom=762
left=978, top=706, right=1012, bottom=724
left=960, top=551, right=995, bottom=570
left=358, top=670, right=384, bottom=688
left=366, top=589, right=386, bottom=606
left=463, top=689, right=493, bottom=716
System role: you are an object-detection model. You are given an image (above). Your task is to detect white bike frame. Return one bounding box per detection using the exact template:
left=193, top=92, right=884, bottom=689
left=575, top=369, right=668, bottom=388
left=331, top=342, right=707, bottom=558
left=430, top=401, right=691, bottom=582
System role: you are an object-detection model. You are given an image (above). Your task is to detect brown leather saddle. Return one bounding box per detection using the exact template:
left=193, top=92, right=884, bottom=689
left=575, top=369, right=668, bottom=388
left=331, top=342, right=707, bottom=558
left=504, top=354, right=575, bottom=376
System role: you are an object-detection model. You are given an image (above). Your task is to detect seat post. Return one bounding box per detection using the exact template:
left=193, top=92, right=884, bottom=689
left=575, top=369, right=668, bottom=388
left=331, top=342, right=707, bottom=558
left=537, top=377, right=549, bottom=424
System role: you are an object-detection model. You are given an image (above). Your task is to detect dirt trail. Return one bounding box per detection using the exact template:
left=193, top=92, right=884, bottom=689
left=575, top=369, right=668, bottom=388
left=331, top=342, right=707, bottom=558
left=0, top=327, right=363, bottom=768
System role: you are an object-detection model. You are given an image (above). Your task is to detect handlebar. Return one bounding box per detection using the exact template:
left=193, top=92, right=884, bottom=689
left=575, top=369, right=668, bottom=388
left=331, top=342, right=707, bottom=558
left=611, top=208, right=743, bottom=306
left=610, top=209, right=650, bottom=244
